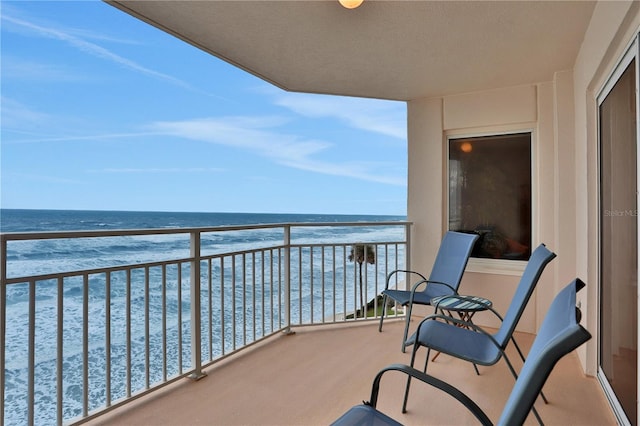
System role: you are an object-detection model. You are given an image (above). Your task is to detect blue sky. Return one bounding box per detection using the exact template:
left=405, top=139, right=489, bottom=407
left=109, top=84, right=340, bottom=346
left=1, top=1, right=407, bottom=216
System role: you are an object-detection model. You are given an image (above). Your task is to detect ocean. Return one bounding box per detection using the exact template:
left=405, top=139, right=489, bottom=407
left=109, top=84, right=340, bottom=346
left=0, top=208, right=405, bottom=233
left=1, top=209, right=406, bottom=425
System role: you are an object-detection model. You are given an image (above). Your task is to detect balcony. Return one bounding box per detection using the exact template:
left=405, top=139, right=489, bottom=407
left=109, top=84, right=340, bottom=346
left=1, top=222, right=614, bottom=425
left=2, top=221, right=409, bottom=425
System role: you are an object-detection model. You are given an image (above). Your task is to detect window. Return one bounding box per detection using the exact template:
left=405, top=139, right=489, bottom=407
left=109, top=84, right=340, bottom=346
left=448, top=132, right=532, bottom=260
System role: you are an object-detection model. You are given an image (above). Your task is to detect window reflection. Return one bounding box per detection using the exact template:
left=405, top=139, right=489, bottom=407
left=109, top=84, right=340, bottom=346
left=449, top=133, right=532, bottom=260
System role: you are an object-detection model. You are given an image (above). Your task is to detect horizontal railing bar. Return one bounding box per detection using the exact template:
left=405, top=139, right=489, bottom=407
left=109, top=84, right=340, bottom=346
left=290, top=240, right=405, bottom=248
left=0, top=221, right=411, bottom=241
left=201, top=241, right=405, bottom=260
left=4, top=257, right=194, bottom=284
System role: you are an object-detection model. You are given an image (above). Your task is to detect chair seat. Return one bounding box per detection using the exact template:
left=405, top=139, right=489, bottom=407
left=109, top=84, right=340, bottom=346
left=333, top=279, right=589, bottom=426
left=382, top=286, right=453, bottom=307
left=331, top=404, right=401, bottom=426
left=407, top=319, right=503, bottom=366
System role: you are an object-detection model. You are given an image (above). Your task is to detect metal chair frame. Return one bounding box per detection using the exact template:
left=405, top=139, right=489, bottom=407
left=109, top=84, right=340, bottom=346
left=379, top=231, right=480, bottom=352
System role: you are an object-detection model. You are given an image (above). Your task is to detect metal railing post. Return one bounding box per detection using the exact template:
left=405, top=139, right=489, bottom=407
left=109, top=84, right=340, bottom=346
left=404, top=223, right=412, bottom=277
left=189, top=231, right=206, bottom=380
left=283, top=225, right=293, bottom=334
left=0, top=236, right=5, bottom=426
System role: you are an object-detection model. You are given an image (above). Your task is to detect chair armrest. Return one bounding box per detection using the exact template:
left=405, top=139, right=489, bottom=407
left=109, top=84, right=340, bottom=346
left=407, top=280, right=458, bottom=307
left=414, top=279, right=457, bottom=294
left=384, top=270, right=428, bottom=290
left=484, top=305, right=505, bottom=322
left=409, top=278, right=430, bottom=293
left=367, top=364, right=492, bottom=426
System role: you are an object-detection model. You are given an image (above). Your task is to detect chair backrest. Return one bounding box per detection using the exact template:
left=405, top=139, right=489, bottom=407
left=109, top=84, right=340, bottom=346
left=497, top=279, right=591, bottom=425
left=426, top=231, right=479, bottom=296
left=493, top=244, right=556, bottom=347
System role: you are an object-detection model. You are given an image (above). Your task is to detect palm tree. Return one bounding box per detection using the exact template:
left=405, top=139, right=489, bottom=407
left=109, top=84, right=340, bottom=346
left=348, top=244, right=376, bottom=317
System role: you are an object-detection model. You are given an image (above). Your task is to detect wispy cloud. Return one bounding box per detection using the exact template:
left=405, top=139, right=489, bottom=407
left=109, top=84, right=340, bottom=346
left=1, top=13, right=212, bottom=96
left=273, top=93, right=407, bottom=140
left=148, top=116, right=405, bottom=186
left=2, top=56, right=86, bottom=81
left=0, top=97, right=167, bottom=144
left=149, top=116, right=331, bottom=160
left=1, top=97, right=52, bottom=130
left=2, top=128, right=165, bottom=145
left=281, top=156, right=405, bottom=186
left=90, top=167, right=226, bottom=174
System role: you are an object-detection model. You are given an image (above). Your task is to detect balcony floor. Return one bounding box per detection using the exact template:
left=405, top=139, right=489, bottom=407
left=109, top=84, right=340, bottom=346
left=88, top=319, right=616, bottom=426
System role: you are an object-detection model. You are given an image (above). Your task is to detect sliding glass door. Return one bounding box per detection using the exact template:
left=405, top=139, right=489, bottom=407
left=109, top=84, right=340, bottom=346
left=599, top=42, right=638, bottom=426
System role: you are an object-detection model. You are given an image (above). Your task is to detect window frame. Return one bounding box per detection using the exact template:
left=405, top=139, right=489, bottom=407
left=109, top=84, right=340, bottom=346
left=446, top=128, right=536, bottom=275
left=595, top=34, right=639, bottom=426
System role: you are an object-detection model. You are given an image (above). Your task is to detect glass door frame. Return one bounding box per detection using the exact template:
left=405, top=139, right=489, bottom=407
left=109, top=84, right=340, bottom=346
left=596, top=33, right=640, bottom=426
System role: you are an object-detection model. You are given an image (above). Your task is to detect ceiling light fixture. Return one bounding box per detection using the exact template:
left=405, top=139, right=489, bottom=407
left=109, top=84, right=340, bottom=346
left=339, top=0, right=364, bottom=9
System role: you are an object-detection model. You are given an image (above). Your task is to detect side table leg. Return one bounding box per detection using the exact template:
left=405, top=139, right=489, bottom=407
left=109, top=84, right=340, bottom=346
left=460, top=312, right=481, bottom=375
left=430, top=308, right=450, bottom=361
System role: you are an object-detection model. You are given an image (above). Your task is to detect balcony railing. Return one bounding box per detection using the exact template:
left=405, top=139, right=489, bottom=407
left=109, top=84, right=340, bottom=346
left=0, top=221, right=411, bottom=425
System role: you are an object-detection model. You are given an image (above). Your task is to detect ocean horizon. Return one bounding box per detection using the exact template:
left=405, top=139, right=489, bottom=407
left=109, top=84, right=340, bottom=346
left=0, top=208, right=406, bottom=233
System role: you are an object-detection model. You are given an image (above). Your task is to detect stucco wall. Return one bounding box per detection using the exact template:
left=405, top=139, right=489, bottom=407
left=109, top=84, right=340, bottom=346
left=406, top=1, right=640, bottom=384
left=407, top=97, right=445, bottom=273
left=573, top=0, right=639, bottom=375
left=407, top=3, right=640, bottom=380
left=407, top=81, right=560, bottom=335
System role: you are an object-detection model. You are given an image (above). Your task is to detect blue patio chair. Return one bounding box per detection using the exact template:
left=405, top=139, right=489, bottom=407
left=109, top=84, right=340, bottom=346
left=331, top=278, right=590, bottom=426
left=402, top=243, right=555, bottom=423
left=378, top=231, right=479, bottom=352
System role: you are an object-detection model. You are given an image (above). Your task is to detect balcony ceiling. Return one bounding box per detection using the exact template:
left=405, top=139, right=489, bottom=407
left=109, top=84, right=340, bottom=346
left=107, top=0, right=596, bottom=101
